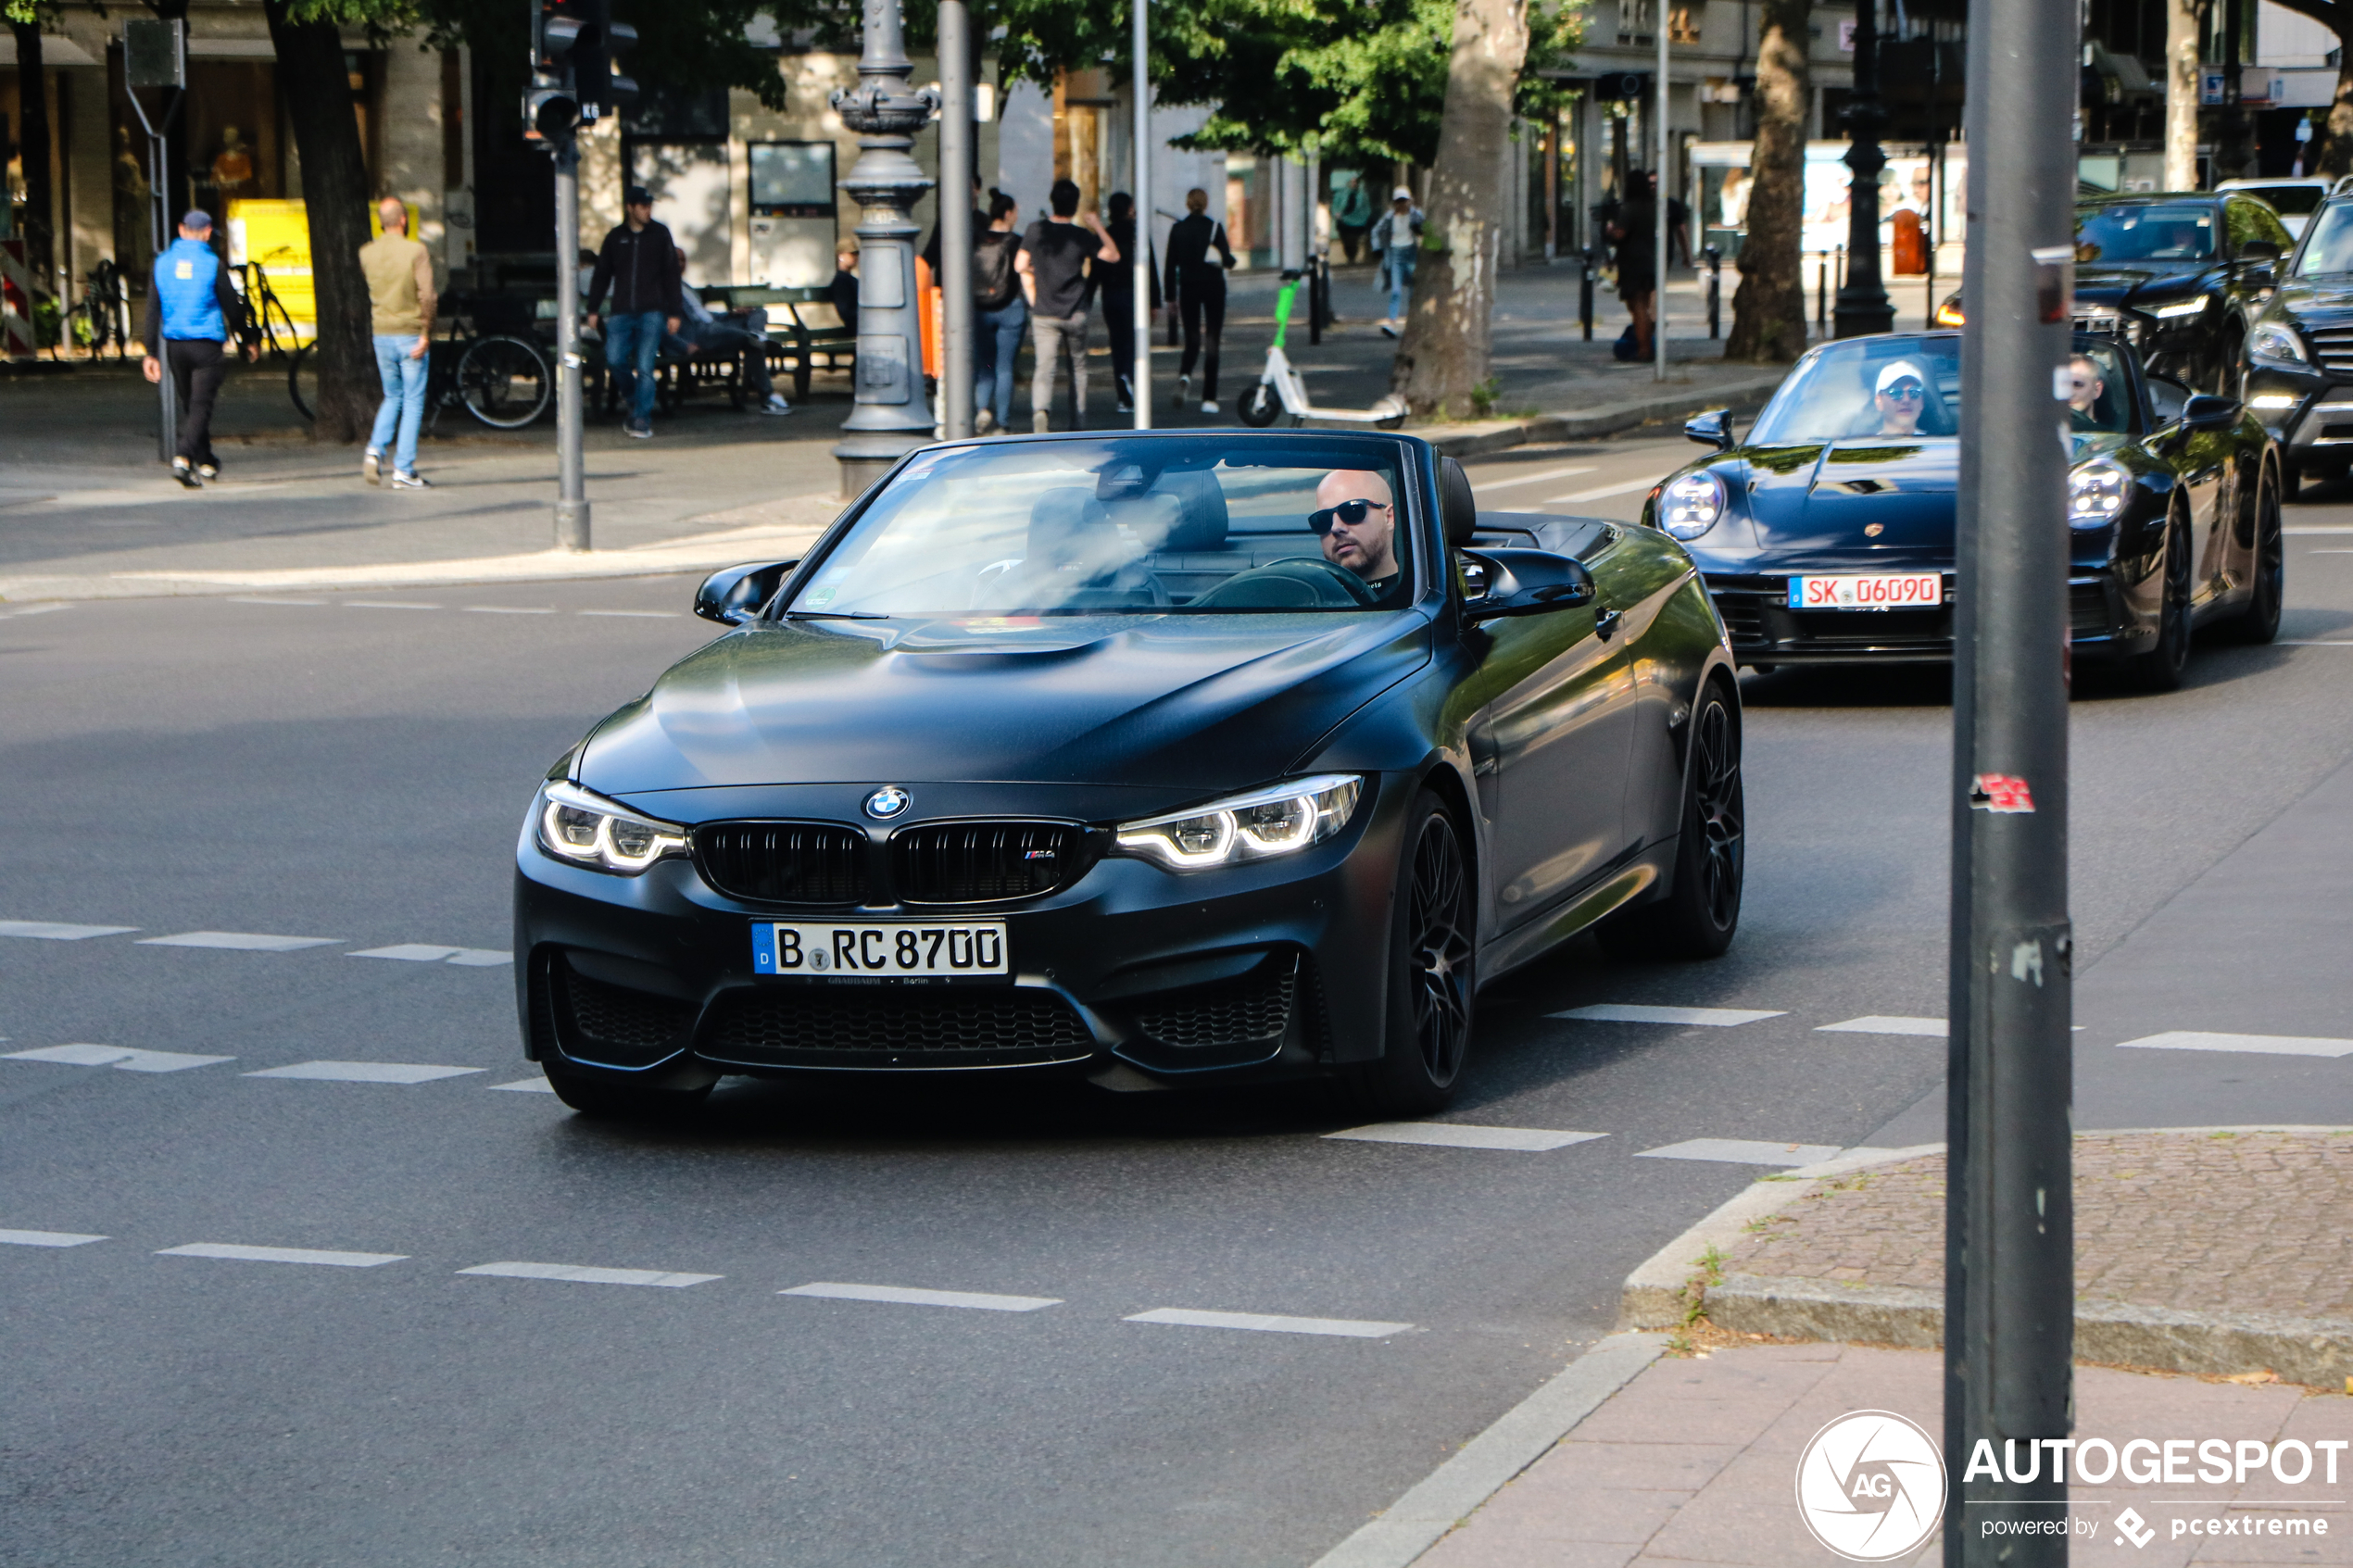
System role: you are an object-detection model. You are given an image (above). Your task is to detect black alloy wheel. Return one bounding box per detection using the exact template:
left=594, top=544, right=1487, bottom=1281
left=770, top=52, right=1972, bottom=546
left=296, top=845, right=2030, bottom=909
left=543, top=1059, right=715, bottom=1120
left=1600, top=681, right=1744, bottom=960
left=1352, top=792, right=1475, bottom=1115
left=1236, top=382, right=1282, bottom=427
left=2129, top=500, right=2196, bottom=691
left=2225, top=460, right=2284, bottom=645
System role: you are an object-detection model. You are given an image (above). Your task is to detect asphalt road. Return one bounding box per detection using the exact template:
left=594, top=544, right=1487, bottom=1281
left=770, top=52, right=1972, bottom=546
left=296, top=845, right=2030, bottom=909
left=5, top=443, right=2351, bottom=1567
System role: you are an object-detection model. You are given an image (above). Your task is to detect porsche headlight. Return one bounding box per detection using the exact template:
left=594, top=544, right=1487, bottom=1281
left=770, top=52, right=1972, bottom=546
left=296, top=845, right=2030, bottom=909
left=2246, top=321, right=2308, bottom=365
left=1114, top=774, right=1364, bottom=871
left=535, top=781, right=690, bottom=874
left=1658, top=471, right=1728, bottom=541
left=2068, top=458, right=2132, bottom=530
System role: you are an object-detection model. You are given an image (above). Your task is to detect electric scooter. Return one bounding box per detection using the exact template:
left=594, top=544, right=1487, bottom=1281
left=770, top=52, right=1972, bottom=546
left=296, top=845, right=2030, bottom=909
left=1236, top=272, right=1409, bottom=429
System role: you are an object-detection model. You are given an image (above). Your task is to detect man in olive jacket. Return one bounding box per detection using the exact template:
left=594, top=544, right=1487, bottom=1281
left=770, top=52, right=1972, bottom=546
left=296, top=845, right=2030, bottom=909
left=585, top=186, right=685, bottom=438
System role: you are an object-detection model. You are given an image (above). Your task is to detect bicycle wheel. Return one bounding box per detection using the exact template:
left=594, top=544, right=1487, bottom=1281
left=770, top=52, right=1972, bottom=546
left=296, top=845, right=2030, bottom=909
left=458, top=335, right=552, bottom=429
left=263, top=293, right=298, bottom=360
left=288, top=343, right=318, bottom=423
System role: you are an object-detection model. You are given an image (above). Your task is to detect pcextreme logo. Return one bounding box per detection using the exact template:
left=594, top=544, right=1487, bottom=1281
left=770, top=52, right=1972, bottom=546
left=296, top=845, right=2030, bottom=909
left=1794, top=1411, right=1949, bottom=1562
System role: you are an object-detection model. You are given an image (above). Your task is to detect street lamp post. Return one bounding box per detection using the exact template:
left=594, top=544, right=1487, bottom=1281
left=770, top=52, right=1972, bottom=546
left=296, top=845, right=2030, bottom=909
left=937, top=0, right=974, bottom=442
left=832, top=0, right=939, bottom=498
left=1834, top=0, right=1894, bottom=337
left=1131, top=0, right=1152, bottom=430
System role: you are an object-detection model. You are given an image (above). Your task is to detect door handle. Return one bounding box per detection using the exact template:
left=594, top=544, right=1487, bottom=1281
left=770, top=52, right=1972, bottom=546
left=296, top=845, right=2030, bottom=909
left=1594, top=606, right=1622, bottom=639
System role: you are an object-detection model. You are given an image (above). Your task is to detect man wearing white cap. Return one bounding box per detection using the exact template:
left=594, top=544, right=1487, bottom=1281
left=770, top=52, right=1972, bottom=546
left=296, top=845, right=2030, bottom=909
left=1370, top=186, right=1425, bottom=337
left=1870, top=360, right=1931, bottom=436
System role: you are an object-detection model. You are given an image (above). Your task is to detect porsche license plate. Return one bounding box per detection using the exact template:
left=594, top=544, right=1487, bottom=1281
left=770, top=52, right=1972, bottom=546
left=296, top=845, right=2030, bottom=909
left=752, top=922, right=1008, bottom=979
left=1787, top=572, right=1944, bottom=610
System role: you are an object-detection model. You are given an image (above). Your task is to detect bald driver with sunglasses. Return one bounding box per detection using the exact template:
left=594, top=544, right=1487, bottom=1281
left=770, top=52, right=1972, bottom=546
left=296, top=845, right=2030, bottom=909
left=1311, top=470, right=1405, bottom=603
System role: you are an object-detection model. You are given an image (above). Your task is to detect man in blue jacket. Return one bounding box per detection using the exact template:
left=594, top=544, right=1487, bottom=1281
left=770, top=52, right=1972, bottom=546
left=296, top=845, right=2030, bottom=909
left=141, top=209, right=255, bottom=487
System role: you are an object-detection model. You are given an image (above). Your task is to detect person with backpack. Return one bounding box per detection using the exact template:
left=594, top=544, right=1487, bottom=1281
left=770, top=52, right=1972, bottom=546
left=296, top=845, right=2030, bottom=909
left=972, top=193, right=1026, bottom=434
left=140, top=208, right=254, bottom=488
left=1097, top=192, right=1160, bottom=414
left=1162, top=187, right=1235, bottom=415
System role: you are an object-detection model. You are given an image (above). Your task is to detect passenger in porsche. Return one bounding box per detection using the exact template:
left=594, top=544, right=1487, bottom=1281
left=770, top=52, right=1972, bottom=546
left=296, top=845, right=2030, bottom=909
left=1312, top=470, right=1405, bottom=602
left=1869, top=360, right=1929, bottom=437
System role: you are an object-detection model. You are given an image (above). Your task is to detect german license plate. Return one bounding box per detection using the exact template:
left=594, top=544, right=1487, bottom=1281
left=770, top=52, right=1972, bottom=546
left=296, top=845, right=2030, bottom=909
left=1787, top=571, right=1944, bottom=610
left=752, top=922, right=1008, bottom=979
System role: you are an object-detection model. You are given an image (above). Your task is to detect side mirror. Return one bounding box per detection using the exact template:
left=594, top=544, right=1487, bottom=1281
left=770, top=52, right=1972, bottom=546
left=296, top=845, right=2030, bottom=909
left=694, top=558, right=799, bottom=625
left=1684, top=408, right=1735, bottom=450
left=2240, top=239, right=2283, bottom=261
left=2181, top=394, right=2241, bottom=432
left=1461, top=548, right=1598, bottom=623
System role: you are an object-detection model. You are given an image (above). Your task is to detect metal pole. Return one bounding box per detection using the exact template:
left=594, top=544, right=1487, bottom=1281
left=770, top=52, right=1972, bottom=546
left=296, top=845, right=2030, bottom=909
left=1944, top=0, right=2076, bottom=1555
left=938, top=0, right=975, bottom=440
left=1132, top=0, right=1152, bottom=429
left=129, top=87, right=179, bottom=462
left=1655, top=28, right=1668, bottom=382
left=1834, top=0, right=1895, bottom=336
left=553, top=139, right=589, bottom=550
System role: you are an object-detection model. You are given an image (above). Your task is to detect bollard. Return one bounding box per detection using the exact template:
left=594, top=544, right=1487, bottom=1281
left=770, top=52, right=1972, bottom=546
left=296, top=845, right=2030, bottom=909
left=1816, top=254, right=1828, bottom=331
left=1580, top=248, right=1596, bottom=341
left=1704, top=245, right=1722, bottom=339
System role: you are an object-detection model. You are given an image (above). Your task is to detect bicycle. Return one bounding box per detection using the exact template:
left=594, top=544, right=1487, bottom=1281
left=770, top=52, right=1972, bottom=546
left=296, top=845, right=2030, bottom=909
left=235, top=260, right=302, bottom=359
left=71, top=258, right=131, bottom=359
left=286, top=292, right=551, bottom=432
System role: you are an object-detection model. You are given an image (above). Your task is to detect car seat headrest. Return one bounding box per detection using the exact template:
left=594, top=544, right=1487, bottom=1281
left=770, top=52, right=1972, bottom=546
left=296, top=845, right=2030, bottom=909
left=1439, top=456, right=1477, bottom=547
left=1154, top=469, right=1228, bottom=552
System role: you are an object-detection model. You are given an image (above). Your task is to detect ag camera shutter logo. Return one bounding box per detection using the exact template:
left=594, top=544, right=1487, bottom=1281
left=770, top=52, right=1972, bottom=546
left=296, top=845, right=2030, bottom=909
left=1794, top=1411, right=1947, bottom=1562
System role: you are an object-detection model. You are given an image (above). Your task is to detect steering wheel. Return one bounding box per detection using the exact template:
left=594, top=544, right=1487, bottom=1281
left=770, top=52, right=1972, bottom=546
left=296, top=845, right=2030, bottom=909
left=1189, top=558, right=1380, bottom=609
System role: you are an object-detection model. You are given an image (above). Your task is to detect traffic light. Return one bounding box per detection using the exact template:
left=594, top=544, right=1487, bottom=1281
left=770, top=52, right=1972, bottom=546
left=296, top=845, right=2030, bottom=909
left=575, top=0, right=638, bottom=119
left=524, top=0, right=636, bottom=146
left=1591, top=71, right=1653, bottom=102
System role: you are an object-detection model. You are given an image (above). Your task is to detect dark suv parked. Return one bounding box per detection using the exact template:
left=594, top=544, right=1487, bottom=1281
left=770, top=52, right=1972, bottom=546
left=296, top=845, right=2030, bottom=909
left=2242, top=188, right=2353, bottom=495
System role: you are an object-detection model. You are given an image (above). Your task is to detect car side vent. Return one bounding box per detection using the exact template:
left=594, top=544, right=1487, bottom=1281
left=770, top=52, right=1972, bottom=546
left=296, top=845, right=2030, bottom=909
left=697, top=822, right=868, bottom=904
left=893, top=822, right=1081, bottom=904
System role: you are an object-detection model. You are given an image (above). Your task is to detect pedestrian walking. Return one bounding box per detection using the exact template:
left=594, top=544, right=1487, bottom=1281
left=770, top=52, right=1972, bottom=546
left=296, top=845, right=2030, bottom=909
left=358, top=197, right=437, bottom=489
left=584, top=186, right=684, bottom=439
left=1370, top=186, right=1424, bottom=337
left=1098, top=191, right=1160, bottom=414
left=1016, top=178, right=1118, bottom=432
left=1162, top=187, right=1236, bottom=416
left=1332, top=174, right=1374, bottom=264
left=1609, top=171, right=1660, bottom=361
left=972, top=193, right=1026, bottom=434
left=140, top=208, right=254, bottom=488
left=664, top=249, right=793, bottom=417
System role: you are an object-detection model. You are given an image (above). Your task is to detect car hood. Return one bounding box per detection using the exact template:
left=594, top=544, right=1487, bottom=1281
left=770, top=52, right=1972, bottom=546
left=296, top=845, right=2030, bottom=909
left=577, top=612, right=1432, bottom=796
left=2075, top=262, right=2216, bottom=307
left=2270, top=276, right=2353, bottom=322
left=1735, top=440, right=1958, bottom=561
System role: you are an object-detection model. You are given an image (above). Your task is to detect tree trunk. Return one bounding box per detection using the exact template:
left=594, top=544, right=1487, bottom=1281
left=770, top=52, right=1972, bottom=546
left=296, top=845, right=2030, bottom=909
left=2165, top=0, right=2205, bottom=187
left=1725, top=0, right=1809, bottom=362
left=1390, top=0, right=1529, bottom=419
left=10, top=20, right=55, bottom=294
left=2317, top=10, right=2353, bottom=177
left=264, top=0, right=377, bottom=442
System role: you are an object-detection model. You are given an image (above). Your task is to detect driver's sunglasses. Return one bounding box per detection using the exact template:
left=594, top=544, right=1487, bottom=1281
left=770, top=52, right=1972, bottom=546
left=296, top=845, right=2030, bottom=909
left=1309, top=498, right=1391, bottom=535
left=1881, top=382, right=1926, bottom=401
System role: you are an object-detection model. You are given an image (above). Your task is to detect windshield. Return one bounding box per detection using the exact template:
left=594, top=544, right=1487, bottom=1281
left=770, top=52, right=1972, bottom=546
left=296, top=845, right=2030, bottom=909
left=2075, top=203, right=2217, bottom=262
left=2236, top=184, right=2326, bottom=216
left=786, top=437, right=1418, bottom=617
left=2296, top=203, right=2353, bottom=274
left=1745, top=338, right=1965, bottom=443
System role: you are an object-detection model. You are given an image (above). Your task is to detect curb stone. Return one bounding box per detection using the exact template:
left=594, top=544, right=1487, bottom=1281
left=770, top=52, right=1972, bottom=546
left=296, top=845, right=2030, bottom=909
left=1307, top=1331, right=1668, bottom=1568
left=1415, top=371, right=1790, bottom=458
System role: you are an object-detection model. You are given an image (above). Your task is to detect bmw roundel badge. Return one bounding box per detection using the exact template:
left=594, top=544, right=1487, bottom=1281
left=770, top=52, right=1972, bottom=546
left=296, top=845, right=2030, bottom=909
left=863, top=785, right=912, bottom=820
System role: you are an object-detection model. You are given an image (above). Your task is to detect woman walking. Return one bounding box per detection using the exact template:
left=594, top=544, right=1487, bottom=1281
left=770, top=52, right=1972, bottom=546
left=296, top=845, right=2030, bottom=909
left=972, top=193, right=1026, bottom=433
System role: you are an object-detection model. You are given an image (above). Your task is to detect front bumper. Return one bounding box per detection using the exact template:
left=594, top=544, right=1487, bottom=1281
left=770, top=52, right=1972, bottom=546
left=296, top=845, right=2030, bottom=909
left=1701, top=569, right=2154, bottom=665
left=2243, top=364, right=2353, bottom=470
left=512, top=776, right=1411, bottom=1085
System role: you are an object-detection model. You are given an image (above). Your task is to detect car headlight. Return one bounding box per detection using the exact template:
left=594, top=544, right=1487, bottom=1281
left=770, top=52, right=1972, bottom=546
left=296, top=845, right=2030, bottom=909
left=2246, top=322, right=2308, bottom=365
left=2068, top=458, right=2132, bottom=530
left=1114, top=774, right=1364, bottom=871
left=2150, top=297, right=2208, bottom=320
left=535, top=781, right=690, bottom=874
left=1658, top=470, right=1727, bottom=541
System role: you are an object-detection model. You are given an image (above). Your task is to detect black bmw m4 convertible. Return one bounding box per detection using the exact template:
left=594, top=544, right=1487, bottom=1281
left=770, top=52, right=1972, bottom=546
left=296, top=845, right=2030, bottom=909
left=514, top=432, right=1743, bottom=1118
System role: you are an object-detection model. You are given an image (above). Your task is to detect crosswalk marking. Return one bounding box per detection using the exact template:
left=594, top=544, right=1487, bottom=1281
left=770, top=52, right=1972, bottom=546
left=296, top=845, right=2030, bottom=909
left=0, top=1229, right=107, bottom=1248
left=1125, top=1307, right=1414, bottom=1339
left=459, top=1261, right=722, bottom=1288
left=1470, top=463, right=1599, bottom=492
left=158, top=1242, right=407, bottom=1268
left=6, top=1043, right=233, bottom=1073
left=1818, top=1015, right=1947, bottom=1037
left=244, top=1060, right=486, bottom=1084
left=138, top=931, right=343, bottom=952
left=1552, top=1004, right=1786, bottom=1027
left=2116, top=1031, right=2353, bottom=1059
left=781, top=1282, right=1063, bottom=1312
left=487, top=1077, right=558, bottom=1093
left=1324, top=1123, right=1608, bottom=1152
left=1636, top=1138, right=1843, bottom=1166
left=348, top=945, right=512, bottom=966
left=0, top=920, right=138, bottom=941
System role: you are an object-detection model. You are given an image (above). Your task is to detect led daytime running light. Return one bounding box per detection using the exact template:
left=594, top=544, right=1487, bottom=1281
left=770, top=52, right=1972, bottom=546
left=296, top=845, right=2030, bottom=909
left=1659, top=471, right=1727, bottom=541
left=1115, top=774, right=1365, bottom=871
left=2068, top=459, right=2132, bottom=529
left=535, top=781, right=690, bottom=874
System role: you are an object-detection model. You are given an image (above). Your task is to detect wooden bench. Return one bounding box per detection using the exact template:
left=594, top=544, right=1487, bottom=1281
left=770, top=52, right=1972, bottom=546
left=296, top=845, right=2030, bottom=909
left=704, top=285, right=856, bottom=401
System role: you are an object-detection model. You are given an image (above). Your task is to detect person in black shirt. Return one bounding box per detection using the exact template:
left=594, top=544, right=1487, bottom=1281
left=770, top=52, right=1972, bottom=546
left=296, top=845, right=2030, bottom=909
left=1162, top=187, right=1235, bottom=415
left=973, top=193, right=1026, bottom=433
left=1607, top=171, right=1660, bottom=361
left=1097, top=192, right=1161, bottom=413
left=1015, top=178, right=1118, bottom=432
left=585, top=186, right=685, bottom=437
left=826, top=242, right=860, bottom=337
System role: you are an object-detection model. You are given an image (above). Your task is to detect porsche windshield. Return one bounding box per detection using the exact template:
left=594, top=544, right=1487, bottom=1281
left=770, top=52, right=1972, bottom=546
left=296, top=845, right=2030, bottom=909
left=1745, top=339, right=1967, bottom=443
left=787, top=438, right=1417, bottom=616
left=2074, top=203, right=2217, bottom=262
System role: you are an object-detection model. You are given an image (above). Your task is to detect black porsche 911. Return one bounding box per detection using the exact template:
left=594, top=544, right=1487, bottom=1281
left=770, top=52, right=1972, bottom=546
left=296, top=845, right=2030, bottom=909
left=1653, top=331, right=2284, bottom=688
left=514, top=432, right=1743, bottom=1118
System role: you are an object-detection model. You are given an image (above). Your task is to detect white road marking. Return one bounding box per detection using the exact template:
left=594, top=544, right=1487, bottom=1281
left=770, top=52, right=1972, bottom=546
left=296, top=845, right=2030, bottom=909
left=781, top=1282, right=1063, bottom=1311
left=226, top=597, right=327, bottom=607
left=345, top=601, right=441, bottom=611
left=459, top=1261, right=722, bottom=1287
left=0, top=602, right=69, bottom=619
left=0, top=920, right=137, bottom=941
left=2116, top=1031, right=2353, bottom=1059
left=463, top=606, right=556, bottom=615
left=1818, top=1015, right=1948, bottom=1036
left=1636, top=1138, right=1843, bottom=1166
left=1468, top=463, right=1599, bottom=492
left=0, top=1229, right=107, bottom=1248
left=349, top=944, right=463, bottom=962
left=578, top=609, right=681, bottom=619
left=1324, top=1123, right=1609, bottom=1152
left=2283, top=524, right=2353, bottom=533
left=1552, top=1004, right=1786, bottom=1026
left=158, top=1242, right=407, bottom=1267
left=1125, top=1307, right=1414, bottom=1339
left=245, top=1060, right=487, bottom=1084
left=6, top=1043, right=233, bottom=1073
left=446, top=948, right=512, bottom=967
left=1548, top=477, right=1663, bottom=503
left=137, top=931, right=343, bottom=951
left=487, top=1077, right=558, bottom=1093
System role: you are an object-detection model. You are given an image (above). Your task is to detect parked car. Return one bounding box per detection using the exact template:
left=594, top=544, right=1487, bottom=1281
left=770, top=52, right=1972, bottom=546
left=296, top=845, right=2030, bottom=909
left=2240, top=189, right=2353, bottom=495
left=2217, top=177, right=2332, bottom=240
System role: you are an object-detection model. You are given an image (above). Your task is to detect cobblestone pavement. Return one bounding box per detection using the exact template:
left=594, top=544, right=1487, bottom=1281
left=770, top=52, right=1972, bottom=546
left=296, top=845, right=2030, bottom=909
left=1720, top=1131, right=2353, bottom=1322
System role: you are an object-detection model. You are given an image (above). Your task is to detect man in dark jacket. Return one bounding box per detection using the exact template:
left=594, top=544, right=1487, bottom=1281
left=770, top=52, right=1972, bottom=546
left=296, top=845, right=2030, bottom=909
left=1097, top=192, right=1161, bottom=414
left=1162, top=187, right=1235, bottom=416
left=585, top=186, right=684, bottom=438
left=141, top=209, right=254, bottom=487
